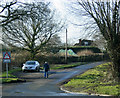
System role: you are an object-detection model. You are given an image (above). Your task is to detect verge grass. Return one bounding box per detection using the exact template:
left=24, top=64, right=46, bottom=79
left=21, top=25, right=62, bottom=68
left=62, top=62, right=120, bottom=96
left=50, top=62, right=87, bottom=70
left=1, top=68, right=24, bottom=83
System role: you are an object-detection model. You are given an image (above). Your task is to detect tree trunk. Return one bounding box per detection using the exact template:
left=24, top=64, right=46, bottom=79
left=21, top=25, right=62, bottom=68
left=108, top=44, right=120, bottom=81
left=30, top=51, right=36, bottom=60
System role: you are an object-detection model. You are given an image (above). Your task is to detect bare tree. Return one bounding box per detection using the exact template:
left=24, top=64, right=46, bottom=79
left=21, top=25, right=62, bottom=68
left=92, top=32, right=107, bottom=50
left=0, top=0, right=30, bottom=26
left=2, top=2, right=64, bottom=59
left=40, top=34, right=63, bottom=54
left=47, top=34, right=62, bottom=46
left=73, top=0, right=120, bottom=79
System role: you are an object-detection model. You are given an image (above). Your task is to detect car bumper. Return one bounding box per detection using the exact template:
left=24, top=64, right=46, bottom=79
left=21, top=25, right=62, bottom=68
left=22, top=68, right=36, bottom=71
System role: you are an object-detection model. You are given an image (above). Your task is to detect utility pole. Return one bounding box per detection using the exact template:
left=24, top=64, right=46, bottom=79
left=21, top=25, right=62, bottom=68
left=118, top=1, right=120, bottom=34
left=65, top=29, right=68, bottom=63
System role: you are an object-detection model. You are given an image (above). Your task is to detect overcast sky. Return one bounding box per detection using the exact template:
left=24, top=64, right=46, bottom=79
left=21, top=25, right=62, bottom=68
left=1, top=0, right=87, bottom=44
left=47, top=0, right=83, bottom=44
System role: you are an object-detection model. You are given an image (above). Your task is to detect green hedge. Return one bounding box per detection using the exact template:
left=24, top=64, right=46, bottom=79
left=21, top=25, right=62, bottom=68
left=2, top=53, right=109, bottom=71
left=35, top=54, right=109, bottom=65
left=52, top=46, right=102, bottom=54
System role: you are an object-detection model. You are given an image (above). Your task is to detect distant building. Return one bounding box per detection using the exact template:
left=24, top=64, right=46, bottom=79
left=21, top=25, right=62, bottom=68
left=74, top=39, right=93, bottom=46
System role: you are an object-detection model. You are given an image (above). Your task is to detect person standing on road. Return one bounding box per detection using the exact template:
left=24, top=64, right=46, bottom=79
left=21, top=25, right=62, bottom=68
left=44, top=62, right=50, bottom=78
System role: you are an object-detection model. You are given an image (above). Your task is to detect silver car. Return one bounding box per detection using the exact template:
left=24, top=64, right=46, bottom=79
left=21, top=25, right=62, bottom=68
left=22, top=61, right=40, bottom=72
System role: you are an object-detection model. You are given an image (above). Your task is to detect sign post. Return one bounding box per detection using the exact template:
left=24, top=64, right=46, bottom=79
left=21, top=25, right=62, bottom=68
left=6, top=63, right=8, bottom=78
left=3, top=52, right=11, bottom=78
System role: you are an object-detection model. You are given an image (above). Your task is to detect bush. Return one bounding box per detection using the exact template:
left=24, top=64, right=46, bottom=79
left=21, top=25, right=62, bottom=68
left=58, top=46, right=102, bottom=54
left=2, top=51, right=109, bottom=72
left=35, top=54, right=109, bottom=64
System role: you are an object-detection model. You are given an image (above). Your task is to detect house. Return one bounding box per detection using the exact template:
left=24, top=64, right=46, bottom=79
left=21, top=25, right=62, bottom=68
left=74, top=39, right=93, bottom=46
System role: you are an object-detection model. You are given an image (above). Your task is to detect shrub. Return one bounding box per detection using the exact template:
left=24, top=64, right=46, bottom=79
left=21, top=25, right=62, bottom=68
left=58, top=46, right=102, bottom=54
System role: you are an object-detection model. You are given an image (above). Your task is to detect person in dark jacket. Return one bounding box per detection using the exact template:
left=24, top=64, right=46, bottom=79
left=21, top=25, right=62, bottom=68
left=44, top=62, right=50, bottom=78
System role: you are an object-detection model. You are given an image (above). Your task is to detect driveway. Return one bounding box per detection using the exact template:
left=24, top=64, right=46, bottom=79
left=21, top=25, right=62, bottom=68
left=2, top=61, right=106, bottom=97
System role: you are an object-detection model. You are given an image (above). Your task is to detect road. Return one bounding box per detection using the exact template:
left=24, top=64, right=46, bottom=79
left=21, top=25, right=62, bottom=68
left=2, top=61, right=107, bottom=97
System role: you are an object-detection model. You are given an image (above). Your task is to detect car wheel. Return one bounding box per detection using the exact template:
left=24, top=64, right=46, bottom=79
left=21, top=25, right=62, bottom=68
left=36, top=67, right=39, bottom=72
left=38, top=68, right=40, bottom=72
left=35, top=68, right=38, bottom=72
left=23, top=70, right=25, bottom=72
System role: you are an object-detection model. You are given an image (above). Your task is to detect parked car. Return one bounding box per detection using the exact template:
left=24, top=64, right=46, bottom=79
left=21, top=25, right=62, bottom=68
left=22, top=61, right=40, bottom=72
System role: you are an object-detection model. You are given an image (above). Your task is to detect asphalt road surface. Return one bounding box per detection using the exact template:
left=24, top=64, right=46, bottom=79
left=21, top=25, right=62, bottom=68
left=2, top=61, right=107, bottom=97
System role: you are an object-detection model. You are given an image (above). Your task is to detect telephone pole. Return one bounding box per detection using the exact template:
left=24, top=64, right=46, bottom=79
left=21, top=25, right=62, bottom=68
left=65, top=29, right=68, bottom=63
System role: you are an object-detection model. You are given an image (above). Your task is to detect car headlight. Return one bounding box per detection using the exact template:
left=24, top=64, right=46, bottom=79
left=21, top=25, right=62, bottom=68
left=22, top=66, right=25, bottom=69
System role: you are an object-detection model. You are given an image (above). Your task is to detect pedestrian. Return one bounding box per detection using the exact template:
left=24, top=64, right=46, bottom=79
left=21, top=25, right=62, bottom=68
left=43, top=62, right=50, bottom=78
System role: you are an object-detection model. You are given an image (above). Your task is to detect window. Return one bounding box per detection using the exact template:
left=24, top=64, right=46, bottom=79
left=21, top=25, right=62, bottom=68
left=26, top=61, right=36, bottom=65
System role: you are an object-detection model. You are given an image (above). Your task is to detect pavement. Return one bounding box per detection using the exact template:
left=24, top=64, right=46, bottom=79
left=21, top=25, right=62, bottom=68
left=2, top=61, right=107, bottom=97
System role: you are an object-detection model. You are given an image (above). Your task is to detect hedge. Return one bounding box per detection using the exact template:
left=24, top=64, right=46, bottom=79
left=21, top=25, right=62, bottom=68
left=2, top=53, right=109, bottom=71
left=51, top=46, right=102, bottom=54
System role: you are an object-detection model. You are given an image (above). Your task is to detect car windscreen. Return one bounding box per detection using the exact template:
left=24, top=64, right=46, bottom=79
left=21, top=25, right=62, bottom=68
left=26, top=61, right=36, bottom=65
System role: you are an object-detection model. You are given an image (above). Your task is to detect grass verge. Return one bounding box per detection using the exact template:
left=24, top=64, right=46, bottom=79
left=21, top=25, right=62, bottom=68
left=1, top=68, right=25, bottom=83
left=62, top=62, right=120, bottom=96
left=50, top=62, right=87, bottom=70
